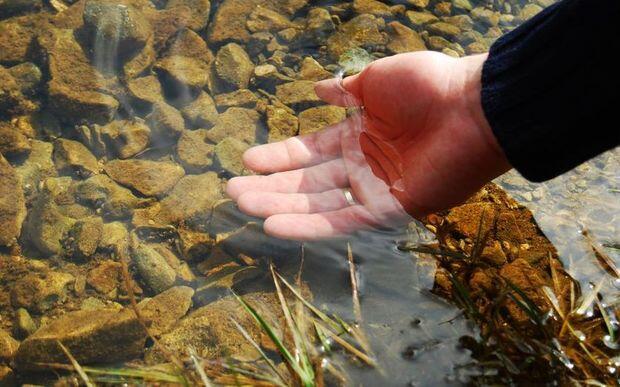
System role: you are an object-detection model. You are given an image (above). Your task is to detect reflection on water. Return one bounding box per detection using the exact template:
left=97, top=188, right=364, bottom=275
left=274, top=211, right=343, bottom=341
left=2, top=0, right=617, bottom=384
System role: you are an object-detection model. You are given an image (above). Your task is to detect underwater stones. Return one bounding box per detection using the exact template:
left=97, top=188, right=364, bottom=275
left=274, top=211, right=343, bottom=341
left=517, top=3, right=543, bottom=23
left=452, top=0, right=472, bottom=12
left=275, top=80, right=322, bottom=110
left=215, top=137, right=249, bottom=176
left=207, top=0, right=257, bottom=44
left=165, top=0, right=210, bottom=31
left=132, top=242, right=177, bottom=294
left=304, top=7, right=334, bottom=45
left=426, top=21, right=461, bottom=40
left=7, top=62, right=42, bottom=96
left=0, top=365, right=15, bottom=386
left=0, top=329, right=19, bottom=362
left=42, top=28, right=119, bottom=124
left=444, top=202, right=496, bottom=239
left=443, top=14, right=474, bottom=32
left=157, top=172, right=223, bottom=225
left=0, top=0, right=42, bottom=18
left=15, top=308, right=37, bottom=338
left=146, top=102, right=185, bottom=141
left=327, top=14, right=387, bottom=60
left=64, top=216, right=103, bottom=259
left=104, top=159, right=185, bottom=197
left=352, top=0, right=393, bottom=17
left=0, top=65, right=35, bottom=116
left=176, top=129, right=215, bottom=172
left=266, top=105, right=298, bottom=142
left=14, top=308, right=147, bottom=370
left=154, top=55, right=210, bottom=91
left=386, top=21, right=426, bottom=54
left=181, top=91, right=219, bottom=128
left=253, top=63, right=292, bottom=89
left=214, top=89, right=258, bottom=110
left=99, top=221, right=129, bottom=251
left=100, top=119, right=151, bottom=159
left=406, top=10, right=438, bottom=29
left=470, top=6, right=499, bottom=28
left=81, top=0, right=152, bottom=59
left=246, top=5, right=294, bottom=33
left=214, top=43, right=254, bottom=91
left=163, top=28, right=213, bottom=65
left=0, top=121, right=30, bottom=157
left=11, top=271, right=74, bottom=312
left=298, top=57, right=332, bottom=81
left=53, top=138, right=100, bottom=178
left=147, top=291, right=281, bottom=362
left=22, top=187, right=75, bottom=255
left=0, top=17, right=38, bottom=64
left=138, top=286, right=194, bottom=336
left=481, top=240, right=507, bottom=266
left=86, top=260, right=122, bottom=294
left=205, top=107, right=259, bottom=144
left=122, top=36, right=156, bottom=79
left=127, top=74, right=164, bottom=108
left=298, top=105, right=346, bottom=135
left=75, top=174, right=145, bottom=219
left=499, top=258, right=547, bottom=323
left=0, top=155, right=27, bottom=247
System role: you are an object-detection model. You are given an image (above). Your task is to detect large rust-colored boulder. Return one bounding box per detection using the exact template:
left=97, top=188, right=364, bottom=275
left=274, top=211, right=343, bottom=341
left=14, top=308, right=148, bottom=370
left=0, top=154, right=27, bottom=247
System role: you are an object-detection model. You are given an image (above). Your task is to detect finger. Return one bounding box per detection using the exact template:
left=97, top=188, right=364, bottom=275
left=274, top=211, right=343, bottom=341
left=314, top=74, right=363, bottom=107
left=242, top=118, right=358, bottom=173
left=236, top=189, right=350, bottom=218
left=263, top=205, right=379, bottom=240
left=226, top=159, right=349, bottom=199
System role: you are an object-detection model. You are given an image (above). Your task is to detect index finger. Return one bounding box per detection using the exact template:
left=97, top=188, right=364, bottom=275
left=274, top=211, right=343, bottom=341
left=243, top=116, right=356, bottom=173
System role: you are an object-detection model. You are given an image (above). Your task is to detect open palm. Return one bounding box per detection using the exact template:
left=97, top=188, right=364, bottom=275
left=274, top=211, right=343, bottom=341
left=226, top=52, right=510, bottom=240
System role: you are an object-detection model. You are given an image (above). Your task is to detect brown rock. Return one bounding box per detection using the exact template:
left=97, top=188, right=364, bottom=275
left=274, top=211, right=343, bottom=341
left=499, top=258, right=548, bottom=324
left=0, top=121, right=30, bottom=157
left=75, top=174, right=146, bottom=219
left=104, top=159, right=185, bottom=197
left=386, top=21, right=426, bottom=54
left=164, top=28, right=213, bottom=64
left=14, top=308, right=148, bottom=370
left=165, top=0, right=211, bottom=31
left=11, top=271, right=75, bottom=312
left=100, top=119, right=151, bottom=159
left=53, top=138, right=100, bottom=178
left=0, top=64, right=35, bottom=116
left=0, top=154, right=27, bottom=247
left=155, top=55, right=210, bottom=90
left=275, top=80, right=322, bottom=110
left=214, top=43, right=255, bottom=91
left=298, top=105, right=346, bottom=135
left=327, top=14, right=387, bottom=60
left=127, top=75, right=164, bottom=108
left=215, top=137, right=249, bottom=176
left=444, top=202, right=496, bottom=239
left=215, top=89, right=258, bottom=110
left=157, top=172, right=223, bottom=225
left=0, top=329, right=19, bottom=361
left=146, top=102, right=185, bottom=142
left=426, top=21, right=460, bottom=40
left=138, top=286, right=194, bottom=336
left=0, top=14, right=47, bottom=64
left=246, top=5, right=294, bottom=33
left=298, top=56, right=332, bottom=81
left=352, top=0, right=393, bottom=17
left=87, top=260, right=123, bottom=294
left=205, top=107, right=259, bottom=144
left=0, top=365, right=15, bottom=385
left=181, top=91, right=219, bottom=128
left=266, top=105, right=298, bottom=142
left=64, top=216, right=103, bottom=259
left=176, top=129, right=215, bottom=172
left=123, top=37, right=156, bottom=79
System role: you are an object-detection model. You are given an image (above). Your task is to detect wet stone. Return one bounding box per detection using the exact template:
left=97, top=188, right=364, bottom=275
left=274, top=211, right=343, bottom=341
left=253, top=63, right=293, bottom=90
left=155, top=55, right=210, bottom=91
left=215, top=89, right=259, bottom=110
left=298, top=57, right=332, bottom=81
left=426, top=21, right=461, bottom=40
left=146, top=102, right=185, bottom=142
left=0, top=16, right=40, bottom=64
left=0, top=121, right=31, bottom=158
left=104, top=159, right=185, bottom=197
left=81, top=0, right=152, bottom=60
left=408, top=0, right=429, bottom=8
left=0, top=365, right=15, bottom=386
left=0, top=65, right=35, bottom=117
left=0, top=154, right=27, bottom=247
left=132, top=242, right=177, bottom=294
left=299, top=105, right=346, bottom=135
left=327, top=14, right=387, bottom=60
left=11, top=270, right=75, bottom=313
left=138, top=285, right=194, bottom=336
left=352, top=0, right=393, bottom=17
left=304, top=7, right=335, bottom=45
left=64, top=216, right=103, bottom=259
left=246, top=5, right=295, bottom=33
left=87, top=260, right=122, bottom=294
left=470, top=7, right=500, bottom=28
left=386, top=21, right=426, bottom=54
left=443, top=15, right=474, bottom=31
left=163, top=28, right=213, bottom=65
left=215, top=137, right=250, bottom=176
left=100, top=119, right=151, bottom=159
left=15, top=307, right=37, bottom=338
left=165, top=0, right=211, bottom=31
left=99, top=221, right=129, bottom=251
left=214, top=43, right=255, bottom=91
left=14, top=308, right=148, bottom=370
left=266, top=105, right=298, bottom=142
left=0, top=329, right=19, bottom=362
left=75, top=174, right=146, bottom=219
left=406, top=11, right=438, bottom=28
left=53, top=138, right=99, bottom=178
left=7, top=62, right=42, bottom=96
left=275, top=80, right=322, bottom=110
left=176, top=129, right=215, bottom=172
left=0, top=0, right=42, bottom=18
left=427, top=35, right=450, bottom=50
left=205, top=107, right=259, bottom=144
left=517, top=3, right=543, bottom=22
left=181, top=91, right=219, bottom=129
left=122, top=37, right=156, bottom=79
left=127, top=75, right=164, bottom=109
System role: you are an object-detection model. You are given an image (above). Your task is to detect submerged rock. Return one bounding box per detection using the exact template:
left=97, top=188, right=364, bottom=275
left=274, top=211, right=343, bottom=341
left=132, top=242, right=177, bottom=294
left=155, top=55, right=210, bottom=91
left=298, top=105, right=346, bottom=135
left=100, top=119, right=151, bottom=159
left=386, top=21, right=426, bottom=54
left=181, top=91, right=219, bottom=128
left=15, top=307, right=38, bottom=338
left=146, top=102, right=185, bottom=142
left=75, top=174, right=146, bottom=219
left=275, top=80, right=322, bottom=111
left=104, top=159, right=185, bottom=197
left=214, top=89, right=259, bottom=110
left=246, top=5, right=295, bottom=33
left=127, top=74, right=164, bottom=109
left=53, top=138, right=100, bottom=178
left=157, top=172, right=223, bottom=225
left=11, top=271, right=75, bottom=312
left=205, top=107, right=259, bottom=144
left=214, top=43, right=255, bottom=91
left=265, top=105, right=298, bottom=142
left=0, top=329, right=19, bottom=362
left=215, top=137, right=249, bottom=176
left=138, top=285, right=194, bottom=336
left=64, top=216, right=103, bottom=259
left=0, top=154, right=27, bottom=247
left=14, top=308, right=148, bottom=370
left=176, top=129, right=215, bottom=172
left=7, top=62, right=42, bottom=96
left=0, top=65, right=36, bottom=117
left=165, top=0, right=211, bottom=31
left=86, top=260, right=123, bottom=294
left=0, top=121, right=31, bottom=158
left=327, top=14, right=387, bottom=60
left=163, top=28, right=213, bottom=65
left=81, top=0, right=152, bottom=60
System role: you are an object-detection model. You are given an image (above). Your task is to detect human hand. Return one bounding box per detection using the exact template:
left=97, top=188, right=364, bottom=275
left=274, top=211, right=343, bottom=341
left=226, top=52, right=511, bottom=240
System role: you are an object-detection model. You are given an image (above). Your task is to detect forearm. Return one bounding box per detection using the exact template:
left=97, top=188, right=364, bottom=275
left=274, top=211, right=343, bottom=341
left=481, top=0, right=620, bottom=181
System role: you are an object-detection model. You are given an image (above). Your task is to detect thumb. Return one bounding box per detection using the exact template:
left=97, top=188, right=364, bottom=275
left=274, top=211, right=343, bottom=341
left=314, top=72, right=363, bottom=107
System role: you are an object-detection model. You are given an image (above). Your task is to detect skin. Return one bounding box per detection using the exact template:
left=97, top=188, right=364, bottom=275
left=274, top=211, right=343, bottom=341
left=226, top=52, right=512, bottom=240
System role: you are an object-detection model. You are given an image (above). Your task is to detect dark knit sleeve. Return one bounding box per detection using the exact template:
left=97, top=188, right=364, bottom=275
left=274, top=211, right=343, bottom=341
left=481, top=0, right=620, bottom=182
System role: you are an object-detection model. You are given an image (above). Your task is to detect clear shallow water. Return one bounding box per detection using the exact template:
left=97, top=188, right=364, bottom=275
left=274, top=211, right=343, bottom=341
left=3, top=0, right=617, bottom=384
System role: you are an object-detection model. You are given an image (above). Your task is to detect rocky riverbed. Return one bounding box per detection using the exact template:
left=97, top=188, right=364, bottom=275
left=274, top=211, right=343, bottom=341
left=5, top=0, right=613, bottom=384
